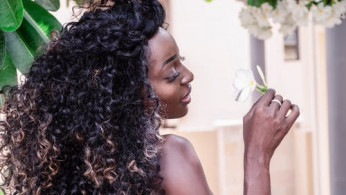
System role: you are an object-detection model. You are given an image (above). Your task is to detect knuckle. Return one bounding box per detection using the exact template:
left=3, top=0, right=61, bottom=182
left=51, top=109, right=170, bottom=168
left=284, top=99, right=291, bottom=105
left=272, top=118, right=287, bottom=130
left=273, top=118, right=281, bottom=126
left=266, top=89, right=276, bottom=96
left=254, top=107, right=265, bottom=115
left=265, top=112, right=275, bottom=121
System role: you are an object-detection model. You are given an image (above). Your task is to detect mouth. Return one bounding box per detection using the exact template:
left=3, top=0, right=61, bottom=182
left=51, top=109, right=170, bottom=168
left=181, top=88, right=192, bottom=104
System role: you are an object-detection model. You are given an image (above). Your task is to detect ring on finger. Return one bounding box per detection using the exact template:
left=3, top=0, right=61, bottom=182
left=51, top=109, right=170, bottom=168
left=271, top=99, right=282, bottom=106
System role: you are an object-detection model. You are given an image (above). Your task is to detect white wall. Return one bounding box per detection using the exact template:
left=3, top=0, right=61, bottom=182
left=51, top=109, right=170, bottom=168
left=168, top=0, right=251, bottom=130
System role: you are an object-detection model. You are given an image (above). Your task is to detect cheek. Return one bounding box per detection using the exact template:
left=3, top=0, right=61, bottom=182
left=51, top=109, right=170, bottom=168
left=154, top=83, right=180, bottom=104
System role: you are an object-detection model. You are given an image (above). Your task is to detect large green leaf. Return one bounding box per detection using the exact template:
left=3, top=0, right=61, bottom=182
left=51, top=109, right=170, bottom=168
left=5, top=31, right=34, bottom=74
left=0, top=0, right=24, bottom=32
left=5, top=0, right=62, bottom=74
left=0, top=52, right=17, bottom=89
left=35, top=0, right=60, bottom=12
left=0, top=53, right=17, bottom=109
left=0, top=31, right=5, bottom=70
left=22, top=0, right=62, bottom=42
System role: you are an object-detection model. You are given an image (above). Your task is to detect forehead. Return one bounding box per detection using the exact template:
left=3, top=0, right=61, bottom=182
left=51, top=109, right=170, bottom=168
left=148, top=28, right=178, bottom=69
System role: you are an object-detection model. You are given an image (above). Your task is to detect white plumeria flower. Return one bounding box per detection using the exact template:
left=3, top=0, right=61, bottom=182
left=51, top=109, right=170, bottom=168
left=239, top=7, right=256, bottom=28
left=233, top=66, right=268, bottom=102
left=239, top=0, right=346, bottom=39
left=253, top=26, right=273, bottom=40
left=312, top=3, right=333, bottom=24
left=239, top=6, right=272, bottom=40
left=323, top=15, right=342, bottom=27
left=311, top=2, right=346, bottom=28
left=323, top=2, right=346, bottom=27
left=290, top=2, right=309, bottom=26
left=279, top=17, right=297, bottom=36
left=332, top=1, right=346, bottom=16
left=251, top=6, right=271, bottom=27
left=272, top=1, right=289, bottom=23
left=233, top=69, right=256, bottom=102
left=261, top=3, right=273, bottom=18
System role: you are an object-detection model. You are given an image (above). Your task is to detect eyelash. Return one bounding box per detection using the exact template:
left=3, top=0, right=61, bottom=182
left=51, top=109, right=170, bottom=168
left=167, top=72, right=181, bottom=82
left=165, top=56, right=185, bottom=82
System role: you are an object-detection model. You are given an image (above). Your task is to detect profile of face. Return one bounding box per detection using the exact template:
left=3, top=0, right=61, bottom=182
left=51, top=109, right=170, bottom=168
left=148, top=28, right=194, bottom=119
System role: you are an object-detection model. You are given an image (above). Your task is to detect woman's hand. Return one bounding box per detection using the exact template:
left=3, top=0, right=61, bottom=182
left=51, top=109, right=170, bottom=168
left=243, top=89, right=300, bottom=195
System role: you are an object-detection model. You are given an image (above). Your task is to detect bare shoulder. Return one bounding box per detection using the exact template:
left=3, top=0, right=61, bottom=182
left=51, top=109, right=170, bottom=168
left=160, top=134, right=213, bottom=195
left=162, top=135, right=195, bottom=157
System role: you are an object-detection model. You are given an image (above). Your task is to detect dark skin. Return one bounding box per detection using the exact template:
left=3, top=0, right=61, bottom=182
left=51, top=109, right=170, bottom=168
left=148, top=28, right=300, bottom=195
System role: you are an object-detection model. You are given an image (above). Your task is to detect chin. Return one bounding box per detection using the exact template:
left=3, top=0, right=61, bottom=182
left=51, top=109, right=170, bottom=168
left=167, top=107, right=189, bottom=119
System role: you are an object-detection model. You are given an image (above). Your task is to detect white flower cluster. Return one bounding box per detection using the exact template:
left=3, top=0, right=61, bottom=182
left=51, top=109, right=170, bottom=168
left=239, top=0, right=346, bottom=40
left=311, top=1, right=346, bottom=27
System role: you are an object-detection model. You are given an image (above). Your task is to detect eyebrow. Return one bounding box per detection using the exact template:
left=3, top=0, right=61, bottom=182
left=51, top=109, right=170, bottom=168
left=162, top=54, right=177, bottom=67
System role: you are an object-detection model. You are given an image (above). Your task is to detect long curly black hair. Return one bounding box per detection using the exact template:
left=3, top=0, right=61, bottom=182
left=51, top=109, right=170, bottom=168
left=0, top=0, right=166, bottom=194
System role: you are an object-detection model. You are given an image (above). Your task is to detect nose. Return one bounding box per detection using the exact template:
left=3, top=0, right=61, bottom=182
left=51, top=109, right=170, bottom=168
left=181, top=67, right=194, bottom=85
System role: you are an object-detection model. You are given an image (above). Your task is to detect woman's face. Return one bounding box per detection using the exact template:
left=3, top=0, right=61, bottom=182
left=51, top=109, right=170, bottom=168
left=148, top=28, right=194, bottom=119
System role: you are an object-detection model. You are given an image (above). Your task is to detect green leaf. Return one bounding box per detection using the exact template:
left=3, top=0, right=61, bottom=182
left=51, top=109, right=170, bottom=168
left=67, top=0, right=85, bottom=6
left=22, top=0, right=62, bottom=41
left=247, top=0, right=275, bottom=7
left=267, top=0, right=277, bottom=8
left=5, top=0, right=62, bottom=74
left=0, top=0, right=24, bottom=32
left=0, top=31, right=5, bottom=70
left=0, top=53, right=16, bottom=109
left=0, top=52, right=17, bottom=90
left=4, top=31, right=34, bottom=74
left=247, top=0, right=255, bottom=6
left=306, top=1, right=315, bottom=9
left=35, top=0, right=60, bottom=12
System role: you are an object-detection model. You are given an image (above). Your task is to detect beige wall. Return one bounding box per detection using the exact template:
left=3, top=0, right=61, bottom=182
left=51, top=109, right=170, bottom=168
left=163, top=123, right=313, bottom=195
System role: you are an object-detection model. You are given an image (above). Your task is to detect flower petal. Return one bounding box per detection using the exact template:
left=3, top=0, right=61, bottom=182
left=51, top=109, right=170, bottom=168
left=237, top=86, right=252, bottom=102
left=235, top=69, right=255, bottom=81
left=256, top=65, right=267, bottom=86
left=233, top=76, right=251, bottom=90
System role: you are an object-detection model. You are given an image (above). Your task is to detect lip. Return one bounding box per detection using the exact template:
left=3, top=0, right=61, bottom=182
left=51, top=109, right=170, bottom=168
left=181, top=88, right=192, bottom=104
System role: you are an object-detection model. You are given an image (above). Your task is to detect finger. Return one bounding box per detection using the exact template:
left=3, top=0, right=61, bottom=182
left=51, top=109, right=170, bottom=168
left=256, top=89, right=276, bottom=107
left=269, top=95, right=283, bottom=111
left=278, top=100, right=292, bottom=118
left=286, top=104, right=300, bottom=129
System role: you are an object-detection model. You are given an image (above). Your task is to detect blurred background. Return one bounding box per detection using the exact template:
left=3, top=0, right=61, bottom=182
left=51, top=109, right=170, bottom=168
left=7, top=0, right=345, bottom=194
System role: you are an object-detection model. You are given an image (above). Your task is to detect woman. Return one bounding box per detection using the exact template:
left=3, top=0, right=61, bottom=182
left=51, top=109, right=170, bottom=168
left=0, top=0, right=299, bottom=194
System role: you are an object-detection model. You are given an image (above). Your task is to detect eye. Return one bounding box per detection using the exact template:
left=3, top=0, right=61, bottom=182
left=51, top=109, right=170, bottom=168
left=180, top=56, right=186, bottom=61
left=166, top=72, right=181, bottom=82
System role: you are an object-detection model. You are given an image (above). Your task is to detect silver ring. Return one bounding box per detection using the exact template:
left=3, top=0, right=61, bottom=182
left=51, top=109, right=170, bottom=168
left=271, top=99, right=282, bottom=106
left=187, top=83, right=191, bottom=89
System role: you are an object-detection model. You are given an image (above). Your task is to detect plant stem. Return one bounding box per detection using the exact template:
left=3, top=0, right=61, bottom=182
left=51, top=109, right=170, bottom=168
left=256, top=84, right=268, bottom=94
